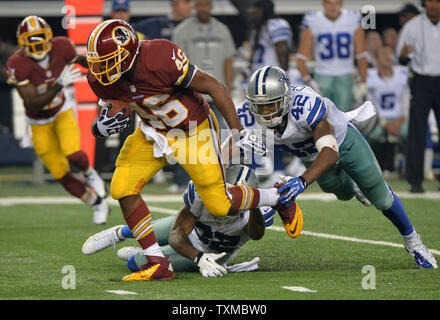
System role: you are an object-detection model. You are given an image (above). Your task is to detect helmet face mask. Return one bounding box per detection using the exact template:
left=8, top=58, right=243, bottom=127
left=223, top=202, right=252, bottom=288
left=87, top=20, right=139, bottom=86
left=246, top=66, right=292, bottom=128
left=17, top=16, right=53, bottom=61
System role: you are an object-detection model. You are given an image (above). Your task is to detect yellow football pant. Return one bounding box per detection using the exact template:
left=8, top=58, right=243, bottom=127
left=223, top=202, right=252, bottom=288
left=31, top=108, right=81, bottom=180
left=111, top=112, right=231, bottom=217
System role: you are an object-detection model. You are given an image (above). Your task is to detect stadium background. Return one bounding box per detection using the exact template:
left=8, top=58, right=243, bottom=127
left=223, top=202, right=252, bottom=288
left=0, top=0, right=431, bottom=183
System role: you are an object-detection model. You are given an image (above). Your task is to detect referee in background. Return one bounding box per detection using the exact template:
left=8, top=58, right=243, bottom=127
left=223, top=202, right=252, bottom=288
left=397, top=0, right=440, bottom=193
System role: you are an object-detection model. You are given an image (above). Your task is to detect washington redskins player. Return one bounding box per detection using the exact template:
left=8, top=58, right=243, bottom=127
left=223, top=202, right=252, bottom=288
left=5, top=16, right=109, bottom=225
left=86, top=19, right=282, bottom=281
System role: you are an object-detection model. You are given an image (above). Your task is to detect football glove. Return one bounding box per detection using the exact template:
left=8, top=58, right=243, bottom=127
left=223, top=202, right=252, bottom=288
left=235, top=129, right=267, bottom=160
left=56, top=64, right=81, bottom=87
left=277, top=175, right=308, bottom=208
left=95, top=105, right=130, bottom=137
left=354, top=83, right=369, bottom=103
left=195, top=252, right=228, bottom=278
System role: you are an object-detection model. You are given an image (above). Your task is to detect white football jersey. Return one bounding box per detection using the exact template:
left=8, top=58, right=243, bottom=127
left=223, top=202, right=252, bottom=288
left=366, top=66, right=410, bottom=119
left=237, top=85, right=349, bottom=162
left=249, top=18, right=292, bottom=72
left=183, top=181, right=275, bottom=265
left=301, top=9, right=362, bottom=76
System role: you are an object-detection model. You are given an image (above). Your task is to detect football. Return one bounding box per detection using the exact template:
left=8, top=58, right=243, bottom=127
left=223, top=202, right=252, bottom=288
left=105, top=99, right=132, bottom=119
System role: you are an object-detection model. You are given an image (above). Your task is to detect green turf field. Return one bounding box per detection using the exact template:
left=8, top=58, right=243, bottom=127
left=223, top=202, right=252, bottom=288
left=0, top=178, right=439, bottom=301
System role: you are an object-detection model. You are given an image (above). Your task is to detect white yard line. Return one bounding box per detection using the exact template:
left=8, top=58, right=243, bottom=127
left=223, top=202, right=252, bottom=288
left=1, top=196, right=439, bottom=256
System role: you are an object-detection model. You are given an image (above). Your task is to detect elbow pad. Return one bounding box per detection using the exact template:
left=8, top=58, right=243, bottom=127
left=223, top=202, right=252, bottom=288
left=315, top=134, right=339, bottom=154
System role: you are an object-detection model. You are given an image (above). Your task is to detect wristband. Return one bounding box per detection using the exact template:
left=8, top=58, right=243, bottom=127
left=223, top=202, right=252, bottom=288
left=194, top=252, right=204, bottom=265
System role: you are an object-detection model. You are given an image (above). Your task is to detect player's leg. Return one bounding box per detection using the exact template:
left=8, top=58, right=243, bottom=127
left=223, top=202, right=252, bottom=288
left=55, top=108, right=107, bottom=198
left=125, top=216, right=197, bottom=272
left=340, top=126, right=437, bottom=268
left=334, top=74, right=355, bottom=112
left=110, top=127, right=173, bottom=280
left=31, top=121, right=106, bottom=223
left=314, top=74, right=335, bottom=105
left=176, top=111, right=279, bottom=217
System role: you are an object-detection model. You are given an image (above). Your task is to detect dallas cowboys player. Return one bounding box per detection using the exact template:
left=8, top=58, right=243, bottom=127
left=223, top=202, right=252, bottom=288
left=237, top=65, right=437, bottom=269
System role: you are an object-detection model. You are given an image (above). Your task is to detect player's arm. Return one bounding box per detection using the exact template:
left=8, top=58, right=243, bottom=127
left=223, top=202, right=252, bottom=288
left=188, top=69, right=243, bottom=132
left=274, top=41, right=290, bottom=71
left=168, top=206, right=199, bottom=261
left=277, top=115, right=339, bottom=208
left=301, top=117, right=339, bottom=185
left=224, top=57, right=234, bottom=93
left=71, top=54, right=88, bottom=69
left=15, top=82, right=63, bottom=113
left=245, top=209, right=265, bottom=240
left=296, top=28, right=314, bottom=80
left=354, top=26, right=368, bottom=84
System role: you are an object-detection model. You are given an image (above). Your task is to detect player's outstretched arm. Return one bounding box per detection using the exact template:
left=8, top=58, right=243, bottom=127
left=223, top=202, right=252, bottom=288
left=168, top=207, right=200, bottom=261
left=301, top=117, right=339, bottom=186
left=188, top=69, right=243, bottom=132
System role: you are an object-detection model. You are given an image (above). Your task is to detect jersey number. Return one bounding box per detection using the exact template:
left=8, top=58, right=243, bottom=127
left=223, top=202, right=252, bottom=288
left=380, top=93, right=396, bottom=110
left=291, top=94, right=309, bottom=120
left=195, top=222, right=240, bottom=253
left=317, top=33, right=351, bottom=60
left=130, top=94, right=188, bottom=130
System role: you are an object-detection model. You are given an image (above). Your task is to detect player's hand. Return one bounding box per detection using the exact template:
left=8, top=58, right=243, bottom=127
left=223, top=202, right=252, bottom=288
left=196, top=252, right=228, bottom=278
left=95, top=105, right=130, bottom=137
left=235, top=129, right=267, bottom=159
left=277, top=175, right=308, bottom=208
left=354, top=83, right=369, bottom=103
left=56, top=64, right=81, bottom=87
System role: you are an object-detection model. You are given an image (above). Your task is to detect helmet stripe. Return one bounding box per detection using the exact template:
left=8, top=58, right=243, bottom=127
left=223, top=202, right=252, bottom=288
left=261, top=66, right=272, bottom=94
left=254, top=68, right=263, bottom=96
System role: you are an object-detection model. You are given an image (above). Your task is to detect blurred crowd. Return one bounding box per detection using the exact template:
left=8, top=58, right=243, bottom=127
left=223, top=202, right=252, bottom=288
left=1, top=0, right=439, bottom=193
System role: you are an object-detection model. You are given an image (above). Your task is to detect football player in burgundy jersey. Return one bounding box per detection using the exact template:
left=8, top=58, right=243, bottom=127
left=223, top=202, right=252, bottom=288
left=86, top=19, right=284, bottom=281
left=5, top=16, right=109, bottom=225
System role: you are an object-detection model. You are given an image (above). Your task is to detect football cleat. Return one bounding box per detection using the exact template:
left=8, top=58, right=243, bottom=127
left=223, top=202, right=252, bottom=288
left=82, top=225, right=125, bottom=254
left=117, top=246, right=143, bottom=261
left=92, top=198, right=110, bottom=225
left=85, top=168, right=107, bottom=199
left=353, top=184, right=372, bottom=207
left=403, top=233, right=438, bottom=269
left=122, top=255, right=174, bottom=281
left=273, top=182, right=304, bottom=238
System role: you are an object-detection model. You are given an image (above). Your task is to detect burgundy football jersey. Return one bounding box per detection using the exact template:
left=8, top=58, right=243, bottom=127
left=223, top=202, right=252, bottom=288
left=87, top=39, right=210, bottom=132
left=5, top=36, right=77, bottom=120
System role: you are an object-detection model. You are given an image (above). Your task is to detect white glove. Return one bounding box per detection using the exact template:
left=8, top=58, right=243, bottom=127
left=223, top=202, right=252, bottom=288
left=195, top=252, right=228, bottom=278
left=304, top=75, right=321, bottom=94
left=354, top=83, right=369, bottom=103
left=235, top=129, right=267, bottom=160
left=95, top=105, right=130, bottom=137
left=56, top=64, right=81, bottom=87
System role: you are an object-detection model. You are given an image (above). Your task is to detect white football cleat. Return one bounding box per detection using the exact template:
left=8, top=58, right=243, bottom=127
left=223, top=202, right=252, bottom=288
left=85, top=168, right=107, bottom=199
left=403, top=233, right=438, bottom=269
left=353, top=184, right=372, bottom=207
left=117, top=246, right=143, bottom=261
left=82, top=225, right=125, bottom=255
left=92, top=198, right=110, bottom=225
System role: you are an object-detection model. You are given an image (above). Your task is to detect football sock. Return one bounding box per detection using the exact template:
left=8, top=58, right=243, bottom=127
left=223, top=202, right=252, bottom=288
left=143, top=242, right=164, bottom=258
left=124, top=201, right=164, bottom=258
left=381, top=192, right=414, bottom=236
left=127, top=255, right=140, bottom=272
left=120, top=225, right=134, bottom=239
left=228, top=186, right=279, bottom=212
left=58, top=172, right=87, bottom=198
left=67, top=151, right=90, bottom=172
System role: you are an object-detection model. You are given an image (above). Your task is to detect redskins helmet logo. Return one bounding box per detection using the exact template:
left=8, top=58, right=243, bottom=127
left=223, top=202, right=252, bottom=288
left=112, top=26, right=131, bottom=46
